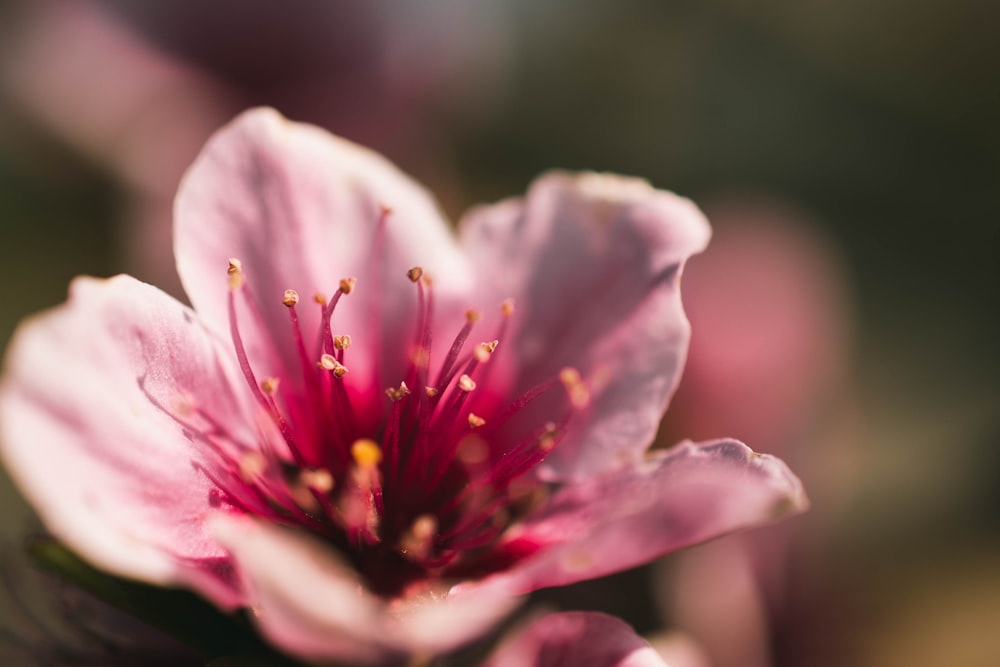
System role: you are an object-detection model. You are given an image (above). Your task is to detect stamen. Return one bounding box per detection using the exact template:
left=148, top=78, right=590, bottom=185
left=320, top=281, right=353, bottom=356
left=559, top=367, right=590, bottom=408
left=404, top=272, right=434, bottom=430
left=410, top=347, right=431, bottom=368
left=260, top=377, right=280, bottom=396
left=381, top=393, right=407, bottom=494
left=457, top=435, right=489, bottom=465
left=227, top=258, right=244, bottom=290
left=538, top=422, right=559, bottom=452
left=386, top=381, right=411, bottom=402
left=346, top=439, right=383, bottom=545
left=501, top=298, right=515, bottom=318
left=488, top=419, right=569, bottom=489
left=463, top=301, right=512, bottom=393
left=239, top=452, right=267, bottom=483
left=300, top=468, right=335, bottom=493
left=458, top=374, right=477, bottom=392
left=433, top=314, right=478, bottom=395
left=172, top=395, right=194, bottom=418
left=290, top=485, right=322, bottom=514
left=351, top=439, right=383, bottom=469
left=474, top=340, right=499, bottom=363
left=399, top=514, right=438, bottom=560
left=218, top=246, right=586, bottom=591
left=319, top=354, right=348, bottom=379
left=227, top=266, right=306, bottom=466
left=284, top=292, right=323, bottom=421
left=365, top=209, right=390, bottom=404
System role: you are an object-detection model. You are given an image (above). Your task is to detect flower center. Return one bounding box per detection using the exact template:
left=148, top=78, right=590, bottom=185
left=190, top=257, right=587, bottom=596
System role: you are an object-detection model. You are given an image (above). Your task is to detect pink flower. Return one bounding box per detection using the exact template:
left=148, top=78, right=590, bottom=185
left=485, top=611, right=667, bottom=666
left=0, top=109, right=807, bottom=664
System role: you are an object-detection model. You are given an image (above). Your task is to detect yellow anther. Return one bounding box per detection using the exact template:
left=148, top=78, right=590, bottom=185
left=172, top=395, right=194, bottom=417
left=319, top=354, right=348, bottom=378
left=351, top=439, right=383, bottom=468
left=379, top=203, right=393, bottom=216
left=260, top=377, right=280, bottom=396
left=457, top=435, right=489, bottom=465
left=539, top=428, right=558, bottom=452
left=227, top=258, right=244, bottom=290
left=559, top=367, right=590, bottom=408
left=467, top=413, right=486, bottom=428
left=501, top=299, right=515, bottom=317
left=290, top=486, right=320, bottom=514
left=314, top=292, right=327, bottom=306
left=334, top=335, right=352, bottom=351
left=411, top=514, right=438, bottom=540
left=300, top=468, right=334, bottom=493
left=399, top=514, right=438, bottom=559
left=559, top=367, right=581, bottom=384
left=239, top=452, right=267, bottom=482
left=474, top=339, right=499, bottom=362
left=458, top=374, right=477, bottom=392
left=385, top=381, right=411, bottom=402
left=407, top=266, right=424, bottom=283
left=425, top=386, right=439, bottom=398
left=410, top=346, right=431, bottom=367
left=339, top=277, right=357, bottom=294
left=465, top=309, right=481, bottom=323
left=282, top=289, right=299, bottom=307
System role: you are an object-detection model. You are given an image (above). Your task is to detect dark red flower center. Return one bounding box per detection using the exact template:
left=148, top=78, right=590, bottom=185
left=190, top=253, right=586, bottom=598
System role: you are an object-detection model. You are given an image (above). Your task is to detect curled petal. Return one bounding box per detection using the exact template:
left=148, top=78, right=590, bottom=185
left=484, top=611, right=665, bottom=667
left=496, top=440, right=808, bottom=593
left=209, top=515, right=520, bottom=663
left=0, top=275, right=252, bottom=606
left=460, top=172, right=711, bottom=480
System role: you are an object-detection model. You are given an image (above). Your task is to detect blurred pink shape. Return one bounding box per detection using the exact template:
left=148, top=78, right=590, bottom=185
left=669, top=196, right=852, bottom=451
left=487, top=612, right=670, bottom=667
left=657, top=196, right=858, bottom=667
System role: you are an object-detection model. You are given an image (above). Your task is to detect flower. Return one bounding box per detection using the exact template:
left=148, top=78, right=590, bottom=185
left=0, top=108, right=807, bottom=664
left=484, top=611, right=667, bottom=667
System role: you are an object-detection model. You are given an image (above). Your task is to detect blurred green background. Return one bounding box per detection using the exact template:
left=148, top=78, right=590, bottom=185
left=0, top=1, right=997, bottom=665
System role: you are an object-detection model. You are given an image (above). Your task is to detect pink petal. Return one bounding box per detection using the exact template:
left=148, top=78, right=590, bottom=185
left=460, top=173, right=711, bottom=480
left=209, top=515, right=520, bottom=663
left=174, top=107, right=470, bottom=388
left=646, top=632, right=712, bottom=667
left=484, top=612, right=665, bottom=667
left=0, top=275, right=252, bottom=606
left=496, top=440, right=807, bottom=593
